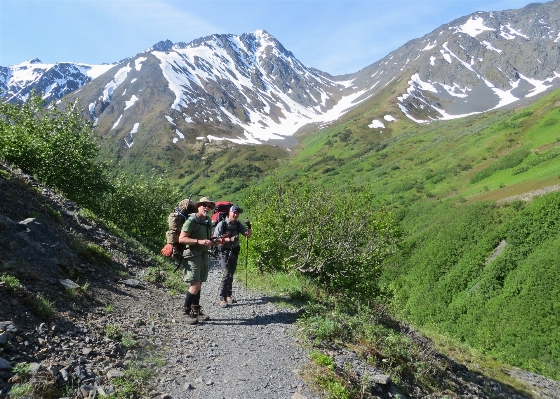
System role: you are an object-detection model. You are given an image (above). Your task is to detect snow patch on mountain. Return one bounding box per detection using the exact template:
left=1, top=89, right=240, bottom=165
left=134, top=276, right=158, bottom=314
left=124, top=95, right=139, bottom=110
left=149, top=31, right=370, bottom=144
left=124, top=123, right=140, bottom=148
left=103, top=63, right=132, bottom=103
left=454, top=16, right=495, bottom=37
left=1, top=59, right=113, bottom=103
left=173, top=129, right=184, bottom=143
left=135, top=57, right=147, bottom=71
left=368, top=119, right=385, bottom=129
left=500, top=24, right=529, bottom=40
left=112, top=114, right=123, bottom=130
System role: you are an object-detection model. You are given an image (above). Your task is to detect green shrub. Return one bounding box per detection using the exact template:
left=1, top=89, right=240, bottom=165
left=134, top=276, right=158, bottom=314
left=105, top=324, right=122, bottom=340
left=1, top=273, right=22, bottom=292
left=386, top=192, right=560, bottom=380
left=0, top=94, right=111, bottom=209
left=247, top=180, right=402, bottom=299
left=121, top=332, right=137, bottom=348
left=470, top=147, right=530, bottom=184
left=9, top=383, right=32, bottom=398
left=99, top=171, right=180, bottom=247
left=33, top=294, right=55, bottom=320
left=12, top=362, right=30, bottom=375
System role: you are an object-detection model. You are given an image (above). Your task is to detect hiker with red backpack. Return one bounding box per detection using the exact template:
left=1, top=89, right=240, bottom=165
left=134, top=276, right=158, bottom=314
left=214, top=205, right=252, bottom=308
left=178, top=196, right=220, bottom=324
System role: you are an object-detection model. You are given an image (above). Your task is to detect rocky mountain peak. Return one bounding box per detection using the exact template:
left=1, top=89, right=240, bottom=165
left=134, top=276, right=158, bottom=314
left=147, top=39, right=174, bottom=52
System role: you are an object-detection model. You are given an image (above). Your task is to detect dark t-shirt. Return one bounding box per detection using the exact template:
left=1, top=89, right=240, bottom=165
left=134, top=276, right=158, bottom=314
left=215, top=217, right=248, bottom=249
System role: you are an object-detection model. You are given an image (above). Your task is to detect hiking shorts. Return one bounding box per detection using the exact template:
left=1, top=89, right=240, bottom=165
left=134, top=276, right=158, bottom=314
left=183, top=252, right=209, bottom=283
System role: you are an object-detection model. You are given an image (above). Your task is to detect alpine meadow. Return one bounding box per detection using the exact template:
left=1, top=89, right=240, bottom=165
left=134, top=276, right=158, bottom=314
left=1, top=1, right=560, bottom=398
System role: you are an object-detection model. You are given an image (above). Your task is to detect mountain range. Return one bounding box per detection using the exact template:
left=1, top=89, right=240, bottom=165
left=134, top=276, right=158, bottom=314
left=1, top=1, right=560, bottom=175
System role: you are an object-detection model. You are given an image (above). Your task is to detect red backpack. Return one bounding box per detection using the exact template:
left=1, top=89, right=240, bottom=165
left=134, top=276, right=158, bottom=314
left=211, top=201, right=233, bottom=233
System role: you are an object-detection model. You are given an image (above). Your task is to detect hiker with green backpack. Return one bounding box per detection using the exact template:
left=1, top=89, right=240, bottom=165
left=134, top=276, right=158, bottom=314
left=214, top=205, right=252, bottom=308
left=178, top=196, right=221, bottom=324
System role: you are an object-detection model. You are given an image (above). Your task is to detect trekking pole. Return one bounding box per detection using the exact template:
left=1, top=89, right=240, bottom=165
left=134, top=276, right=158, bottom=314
left=245, top=218, right=251, bottom=290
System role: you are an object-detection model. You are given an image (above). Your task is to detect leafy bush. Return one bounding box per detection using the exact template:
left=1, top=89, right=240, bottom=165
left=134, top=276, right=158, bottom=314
left=12, top=362, right=30, bottom=375
left=246, top=180, right=402, bottom=299
left=0, top=94, right=110, bottom=209
left=0, top=94, right=181, bottom=251
left=99, top=172, right=180, bottom=245
left=386, top=192, right=560, bottom=379
left=216, top=162, right=263, bottom=180
left=470, top=147, right=530, bottom=184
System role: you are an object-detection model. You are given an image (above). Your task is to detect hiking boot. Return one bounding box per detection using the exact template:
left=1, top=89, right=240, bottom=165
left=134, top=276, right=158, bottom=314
left=184, top=308, right=198, bottom=325
left=219, top=300, right=229, bottom=308
left=226, top=296, right=237, bottom=304
left=193, top=305, right=210, bottom=321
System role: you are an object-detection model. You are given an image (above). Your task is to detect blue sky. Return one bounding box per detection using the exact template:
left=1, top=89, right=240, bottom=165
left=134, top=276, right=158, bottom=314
left=0, top=0, right=544, bottom=75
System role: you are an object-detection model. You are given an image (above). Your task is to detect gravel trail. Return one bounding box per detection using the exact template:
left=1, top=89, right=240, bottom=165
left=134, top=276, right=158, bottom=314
left=115, top=259, right=318, bottom=399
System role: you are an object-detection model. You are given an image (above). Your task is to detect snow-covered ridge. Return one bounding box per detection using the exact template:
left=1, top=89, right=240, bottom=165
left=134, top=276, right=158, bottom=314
left=1, top=58, right=114, bottom=103
left=151, top=30, right=365, bottom=144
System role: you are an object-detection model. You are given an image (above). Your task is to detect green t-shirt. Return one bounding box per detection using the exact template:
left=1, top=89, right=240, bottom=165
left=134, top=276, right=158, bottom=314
left=181, top=214, right=212, bottom=252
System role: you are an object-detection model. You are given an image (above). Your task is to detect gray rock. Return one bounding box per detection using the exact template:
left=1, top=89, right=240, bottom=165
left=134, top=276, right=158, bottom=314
left=107, top=369, right=124, bottom=379
left=0, top=321, right=17, bottom=333
left=59, top=368, right=69, bottom=381
left=59, top=279, right=80, bottom=290
left=370, top=373, right=391, bottom=385
left=0, top=358, right=11, bottom=369
left=28, top=362, right=41, bottom=375
left=80, top=384, right=96, bottom=398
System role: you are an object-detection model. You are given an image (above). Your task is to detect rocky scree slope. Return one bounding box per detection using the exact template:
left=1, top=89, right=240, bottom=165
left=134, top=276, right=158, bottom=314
left=1, top=161, right=560, bottom=398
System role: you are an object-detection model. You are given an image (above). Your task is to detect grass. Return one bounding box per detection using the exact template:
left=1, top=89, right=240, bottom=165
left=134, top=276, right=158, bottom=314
left=236, top=261, right=315, bottom=306
left=106, top=357, right=164, bottom=398
left=8, top=383, right=32, bottom=398
left=12, top=362, right=31, bottom=375
left=105, top=324, right=122, bottom=340
left=0, top=273, right=22, bottom=292
left=44, top=204, right=62, bottom=222
left=71, top=238, right=112, bottom=265
left=121, top=332, right=137, bottom=349
left=32, top=294, right=55, bottom=320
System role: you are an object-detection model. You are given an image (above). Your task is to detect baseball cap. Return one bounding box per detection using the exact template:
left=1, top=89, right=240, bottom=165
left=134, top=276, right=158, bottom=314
left=230, top=205, right=243, bottom=214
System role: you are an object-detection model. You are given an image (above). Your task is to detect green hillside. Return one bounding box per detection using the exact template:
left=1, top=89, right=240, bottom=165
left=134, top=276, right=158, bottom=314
left=236, top=86, right=560, bottom=379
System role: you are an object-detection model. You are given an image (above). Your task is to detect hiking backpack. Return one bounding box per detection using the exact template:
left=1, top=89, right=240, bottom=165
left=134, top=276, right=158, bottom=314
left=211, top=201, right=233, bottom=237
left=161, top=198, right=197, bottom=260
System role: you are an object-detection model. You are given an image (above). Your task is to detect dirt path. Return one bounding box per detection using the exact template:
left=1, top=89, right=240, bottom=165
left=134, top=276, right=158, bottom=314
left=96, top=260, right=318, bottom=399
left=497, top=184, right=560, bottom=204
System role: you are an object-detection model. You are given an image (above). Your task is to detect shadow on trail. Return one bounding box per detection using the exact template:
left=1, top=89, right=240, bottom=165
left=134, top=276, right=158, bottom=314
left=203, top=309, right=302, bottom=327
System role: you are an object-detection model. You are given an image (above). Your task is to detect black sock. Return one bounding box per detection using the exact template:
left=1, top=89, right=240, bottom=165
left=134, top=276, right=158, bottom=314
left=184, top=292, right=195, bottom=309
left=194, top=291, right=201, bottom=306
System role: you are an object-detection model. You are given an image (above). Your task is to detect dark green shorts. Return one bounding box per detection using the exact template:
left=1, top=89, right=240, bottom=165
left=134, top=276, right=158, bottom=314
left=183, top=252, right=209, bottom=282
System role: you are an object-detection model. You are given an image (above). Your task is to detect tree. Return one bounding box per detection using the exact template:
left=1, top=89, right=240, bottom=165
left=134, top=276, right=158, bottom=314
left=247, top=180, right=403, bottom=299
left=0, top=94, right=110, bottom=210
